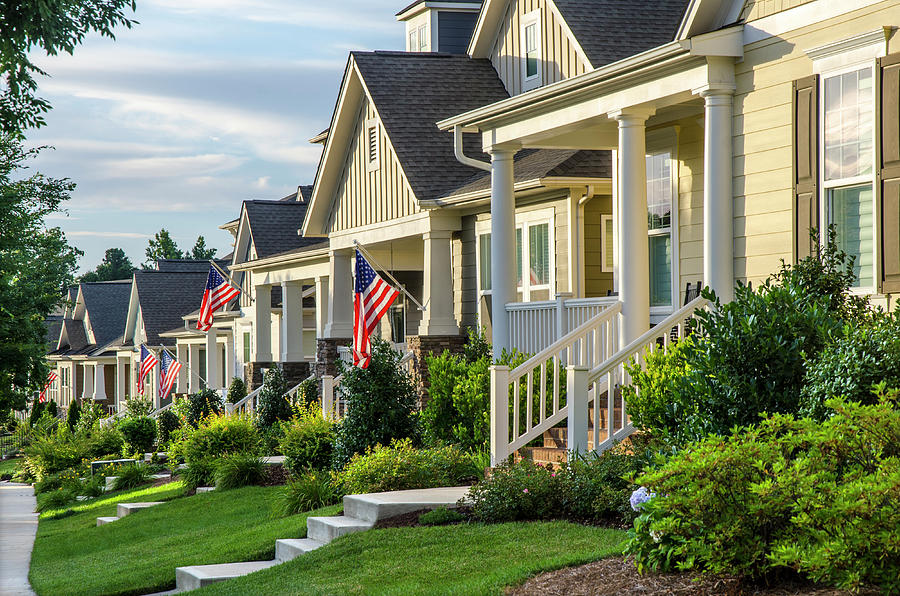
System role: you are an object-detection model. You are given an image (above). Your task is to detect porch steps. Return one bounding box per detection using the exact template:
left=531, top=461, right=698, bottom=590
left=96, top=501, right=164, bottom=526
left=521, top=405, right=623, bottom=466
left=173, top=486, right=470, bottom=592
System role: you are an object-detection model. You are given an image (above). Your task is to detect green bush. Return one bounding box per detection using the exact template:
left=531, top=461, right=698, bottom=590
left=124, top=397, right=154, bottom=417
left=84, top=425, right=125, bottom=459
left=119, top=416, right=157, bottom=454
left=182, top=456, right=216, bottom=489
left=112, top=464, right=154, bottom=491
left=36, top=488, right=76, bottom=512
left=181, top=415, right=259, bottom=463
left=23, top=426, right=82, bottom=480
left=46, top=401, right=58, bottom=418
left=468, top=459, right=564, bottom=522
left=332, top=339, right=418, bottom=469
left=276, top=470, right=342, bottom=516
left=156, top=409, right=181, bottom=446
left=801, top=311, right=900, bottom=418
left=340, top=438, right=480, bottom=494
left=186, top=387, right=224, bottom=428
left=227, top=377, right=247, bottom=405
left=292, top=377, right=318, bottom=410
left=214, top=453, right=265, bottom=490
left=29, top=401, right=46, bottom=426
left=34, top=473, right=65, bottom=495
left=421, top=350, right=469, bottom=446
left=419, top=507, right=464, bottom=526
left=279, top=405, right=335, bottom=473
left=624, top=389, right=900, bottom=593
left=66, top=400, right=81, bottom=431
left=255, top=367, right=291, bottom=431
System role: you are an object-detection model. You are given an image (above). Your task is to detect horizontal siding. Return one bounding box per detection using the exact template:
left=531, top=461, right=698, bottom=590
left=454, top=215, right=477, bottom=330
left=677, top=118, right=704, bottom=303
left=583, top=196, right=613, bottom=298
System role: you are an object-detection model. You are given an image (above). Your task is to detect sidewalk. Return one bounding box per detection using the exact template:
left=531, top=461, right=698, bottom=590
left=0, top=482, right=38, bottom=596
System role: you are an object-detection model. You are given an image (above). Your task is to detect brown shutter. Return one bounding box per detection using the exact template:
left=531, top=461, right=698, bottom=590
left=878, top=53, right=900, bottom=294
left=793, top=74, right=819, bottom=262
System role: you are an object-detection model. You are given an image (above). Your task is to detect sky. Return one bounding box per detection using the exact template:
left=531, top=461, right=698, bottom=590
left=27, top=0, right=403, bottom=273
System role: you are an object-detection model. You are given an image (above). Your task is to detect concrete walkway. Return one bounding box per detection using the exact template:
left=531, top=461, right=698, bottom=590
left=0, top=482, right=38, bottom=596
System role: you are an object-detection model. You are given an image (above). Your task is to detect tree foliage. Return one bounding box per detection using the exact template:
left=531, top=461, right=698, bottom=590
left=0, top=136, right=80, bottom=413
left=190, top=236, right=216, bottom=260
left=0, top=0, right=137, bottom=137
left=79, top=247, right=135, bottom=282
left=144, top=228, right=182, bottom=267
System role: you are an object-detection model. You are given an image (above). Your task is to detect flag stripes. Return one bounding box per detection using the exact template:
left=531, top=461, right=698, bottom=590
left=353, top=249, right=399, bottom=368
left=197, top=265, right=240, bottom=332
left=139, top=345, right=159, bottom=395
left=159, top=348, right=182, bottom=398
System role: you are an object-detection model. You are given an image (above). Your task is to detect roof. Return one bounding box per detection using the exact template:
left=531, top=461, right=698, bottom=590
left=444, top=149, right=611, bottom=198
left=244, top=200, right=323, bottom=259
left=297, top=185, right=314, bottom=203
left=352, top=51, right=510, bottom=202
left=44, top=316, right=63, bottom=349
left=56, top=319, right=91, bottom=355
left=552, top=0, right=691, bottom=68
left=79, top=281, right=132, bottom=348
left=133, top=271, right=209, bottom=346
left=155, top=259, right=229, bottom=273
left=397, top=0, right=480, bottom=16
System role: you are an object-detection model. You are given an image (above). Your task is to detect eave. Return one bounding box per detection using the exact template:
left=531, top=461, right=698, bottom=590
left=229, top=246, right=331, bottom=272
left=424, top=176, right=612, bottom=209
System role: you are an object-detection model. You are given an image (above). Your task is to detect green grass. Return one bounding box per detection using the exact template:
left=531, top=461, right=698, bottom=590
left=29, top=483, right=340, bottom=595
left=35, top=479, right=186, bottom=520
left=199, top=522, right=626, bottom=596
left=0, top=456, right=21, bottom=477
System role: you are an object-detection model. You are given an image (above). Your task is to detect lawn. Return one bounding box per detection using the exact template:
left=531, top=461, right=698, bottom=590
left=199, top=521, right=626, bottom=596
left=29, top=483, right=341, bottom=595
left=0, top=456, right=21, bottom=477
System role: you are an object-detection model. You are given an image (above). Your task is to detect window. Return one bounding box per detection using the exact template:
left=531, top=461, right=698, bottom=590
left=646, top=150, right=675, bottom=309
left=521, top=11, right=542, bottom=90
left=389, top=299, right=405, bottom=343
left=418, top=25, right=428, bottom=51
left=408, top=24, right=427, bottom=51
left=243, top=332, right=251, bottom=364
left=476, top=208, right=554, bottom=302
left=822, top=66, right=875, bottom=289
left=366, top=119, right=379, bottom=171
left=199, top=348, right=206, bottom=381
left=409, top=30, right=417, bottom=51
left=601, top=215, right=614, bottom=273
left=479, top=233, right=491, bottom=291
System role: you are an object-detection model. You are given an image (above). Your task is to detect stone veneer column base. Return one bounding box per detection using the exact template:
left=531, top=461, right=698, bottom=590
left=406, top=334, right=466, bottom=408
left=244, top=361, right=312, bottom=391
left=315, top=338, right=351, bottom=378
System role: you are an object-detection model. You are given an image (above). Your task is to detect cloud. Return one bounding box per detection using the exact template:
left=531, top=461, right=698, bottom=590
left=255, top=176, right=270, bottom=189
left=97, top=153, right=246, bottom=179
left=67, top=231, right=152, bottom=239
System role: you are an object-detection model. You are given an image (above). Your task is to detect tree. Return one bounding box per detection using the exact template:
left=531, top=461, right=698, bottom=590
left=190, top=236, right=217, bottom=260
left=0, top=136, right=80, bottom=414
left=144, top=229, right=182, bottom=267
left=1, top=1, right=137, bottom=137
left=79, top=247, right=135, bottom=282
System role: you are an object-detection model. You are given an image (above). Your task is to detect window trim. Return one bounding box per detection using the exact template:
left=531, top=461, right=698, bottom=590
left=645, top=128, right=679, bottom=315
left=520, top=9, right=542, bottom=91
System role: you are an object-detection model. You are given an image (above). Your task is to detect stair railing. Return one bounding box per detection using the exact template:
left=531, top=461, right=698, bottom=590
left=228, top=384, right=263, bottom=416
left=321, top=350, right=415, bottom=420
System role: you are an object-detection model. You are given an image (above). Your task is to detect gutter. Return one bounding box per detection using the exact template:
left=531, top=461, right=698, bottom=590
left=229, top=247, right=331, bottom=272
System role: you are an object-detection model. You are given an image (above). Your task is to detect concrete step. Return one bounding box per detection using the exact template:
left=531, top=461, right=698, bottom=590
left=275, top=538, right=325, bottom=562
left=96, top=516, right=118, bottom=526
left=343, top=486, right=471, bottom=523
left=117, top=502, right=164, bottom=518
left=306, top=515, right=374, bottom=544
left=196, top=487, right=215, bottom=493
left=175, top=560, right=278, bottom=592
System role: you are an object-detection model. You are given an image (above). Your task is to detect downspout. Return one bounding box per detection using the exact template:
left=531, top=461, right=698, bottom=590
left=453, top=125, right=491, bottom=172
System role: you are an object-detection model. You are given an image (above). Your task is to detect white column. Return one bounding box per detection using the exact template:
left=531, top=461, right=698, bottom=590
left=567, top=189, right=584, bottom=297
left=315, top=276, right=329, bottom=337
left=176, top=343, right=188, bottom=394
left=489, top=148, right=517, bottom=358
left=701, top=87, right=735, bottom=302
left=116, top=358, right=126, bottom=405
left=254, top=285, right=273, bottom=361
left=418, top=230, right=459, bottom=336
left=324, top=252, right=353, bottom=338
left=93, top=363, right=106, bottom=400
left=189, top=343, right=201, bottom=393
left=225, top=332, right=235, bottom=385
left=82, top=364, right=94, bottom=400
left=206, top=330, right=220, bottom=390
left=281, top=281, right=304, bottom=361
left=612, top=109, right=652, bottom=346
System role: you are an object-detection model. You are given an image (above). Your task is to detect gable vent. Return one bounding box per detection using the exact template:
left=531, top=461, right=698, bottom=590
left=366, top=119, right=380, bottom=171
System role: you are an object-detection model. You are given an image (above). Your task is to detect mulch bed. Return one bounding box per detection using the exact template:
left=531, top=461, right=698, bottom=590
left=506, top=558, right=879, bottom=596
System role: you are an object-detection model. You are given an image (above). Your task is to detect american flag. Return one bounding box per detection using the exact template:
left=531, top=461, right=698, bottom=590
left=39, top=371, right=58, bottom=403
left=138, top=345, right=159, bottom=396
left=197, top=265, right=240, bottom=332
left=353, top=249, right=400, bottom=368
left=159, top=348, right=182, bottom=398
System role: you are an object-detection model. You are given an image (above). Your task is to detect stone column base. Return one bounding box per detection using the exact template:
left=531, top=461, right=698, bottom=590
left=406, top=334, right=466, bottom=408
left=244, top=362, right=275, bottom=391
left=316, top=338, right=351, bottom=378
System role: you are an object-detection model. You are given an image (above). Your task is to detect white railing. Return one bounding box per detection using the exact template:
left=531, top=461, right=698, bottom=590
left=491, top=303, right=622, bottom=465
left=507, top=294, right=619, bottom=356
left=489, top=296, right=709, bottom=466
left=285, top=374, right=316, bottom=403
left=149, top=402, right=173, bottom=420
left=228, top=385, right=263, bottom=416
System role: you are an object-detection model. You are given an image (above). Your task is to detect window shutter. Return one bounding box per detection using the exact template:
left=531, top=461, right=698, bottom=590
left=878, top=53, right=900, bottom=293
left=793, top=74, right=819, bottom=262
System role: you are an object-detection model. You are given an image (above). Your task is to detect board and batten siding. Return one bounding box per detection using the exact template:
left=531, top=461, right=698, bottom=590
left=327, top=100, right=420, bottom=234
left=733, top=0, right=900, bottom=288
left=490, top=0, right=591, bottom=97
left=739, top=0, right=816, bottom=22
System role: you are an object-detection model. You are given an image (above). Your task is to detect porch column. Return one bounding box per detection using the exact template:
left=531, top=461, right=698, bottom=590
left=315, top=276, right=329, bottom=337
left=612, top=110, right=652, bottom=346
left=418, top=230, right=459, bottom=336
left=324, top=251, right=353, bottom=338
left=116, top=357, right=126, bottom=403
left=490, top=148, right=517, bottom=358
left=225, top=332, right=235, bottom=385
left=206, top=330, right=220, bottom=390
left=176, top=343, right=188, bottom=393
left=281, top=281, right=304, bottom=361
left=93, top=363, right=106, bottom=400
left=82, top=364, right=94, bottom=400
left=189, top=343, right=201, bottom=393
left=701, top=86, right=735, bottom=302
left=254, top=285, right=273, bottom=361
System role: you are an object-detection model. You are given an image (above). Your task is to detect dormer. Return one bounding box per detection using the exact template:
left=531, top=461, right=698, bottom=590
left=396, top=1, right=482, bottom=54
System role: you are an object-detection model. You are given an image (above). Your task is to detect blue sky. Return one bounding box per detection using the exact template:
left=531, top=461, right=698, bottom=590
left=27, top=0, right=403, bottom=273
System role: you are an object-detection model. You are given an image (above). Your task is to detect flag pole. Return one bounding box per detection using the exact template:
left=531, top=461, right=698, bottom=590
left=353, top=240, right=427, bottom=311
left=208, top=259, right=254, bottom=304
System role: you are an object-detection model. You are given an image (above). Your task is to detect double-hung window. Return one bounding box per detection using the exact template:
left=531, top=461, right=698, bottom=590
left=408, top=24, right=427, bottom=51
left=646, top=148, right=677, bottom=310
left=521, top=10, right=542, bottom=91
left=476, top=208, right=554, bottom=303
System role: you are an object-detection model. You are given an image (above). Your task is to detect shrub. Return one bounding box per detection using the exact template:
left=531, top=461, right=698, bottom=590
left=119, top=416, right=157, bottom=455
left=280, top=404, right=335, bottom=473
left=419, top=507, right=464, bottom=526
left=36, top=488, right=76, bottom=512
left=29, top=401, right=46, bottom=426
left=124, top=397, right=154, bottom=417
left=46, top=401, right=58, bottom=418
left=182, top=457, right=216, bottom=489
left=332, top=339, right=418, bottom=469
left=186, top=387, right=224, bottom=428
left=181, top=415, right=259, bottom=463
left=84, top=425, right=125, bottom=458
left=227, top=377, right=247, bottom=405
left=340, top=438, right=479, bottom=494
left=468, top=459, right=565, bottom=522
left=34, top=473, right=65, bottom=495
left=23, top=426, right=82, bottom=480
left=562, top=441, right=650, bottom=524
left=255, top=367, right=291, bottom=431
left=214, top=453, right=265, bottom=490
left=276, top=470, right=342, bottom=516
left=79, top=474, right=106, bottom=498
left=156, top=409, right=181, bottom=446
left=624, top=389, right=900, bottom=593
left=74, top=402, right=105, bottom=435
left=421, top=350, right=468, bottom=446
left=66, top=400, right=81, bottom=431
left=112, top=464, right=154, bottom=491
left=292, top=377, right=318, bottom=410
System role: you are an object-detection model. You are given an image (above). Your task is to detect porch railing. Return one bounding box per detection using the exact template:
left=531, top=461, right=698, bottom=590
left=506, top=295, right=619, bottom=356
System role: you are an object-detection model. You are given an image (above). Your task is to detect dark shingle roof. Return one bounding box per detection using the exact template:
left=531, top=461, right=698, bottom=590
left=352, top=51, right=510, bottom=201
left=60, top=319, right=89, bottom=352
left=244, top=200, right=322, bottom=259
left=44, top=316, right=63, bottom=349
left=552, top=0, right=691, bottom=68
left=444, top=149, right=611, bottom=197
left=297, top=185, right=314, bottom=203
left=155, top=259, right=229, bottom=273
left=80, top=281, right=132, bottom=348
left=133, top=271, right=209, bottom=346
left=397, top=0, right=480, bottom=16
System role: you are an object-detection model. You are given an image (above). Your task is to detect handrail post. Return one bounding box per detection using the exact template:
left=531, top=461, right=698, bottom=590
left=322, top=375, right=335, bottom=421
left=490, top=365, right=510, bottom=467
left=566, top=365, right=589, bottom=455
left=555, top=293, right=567, bottom=342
